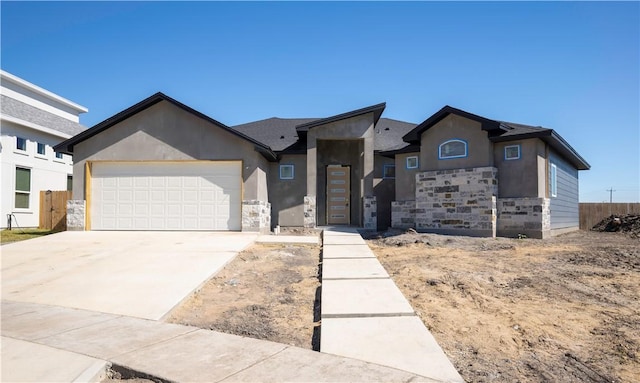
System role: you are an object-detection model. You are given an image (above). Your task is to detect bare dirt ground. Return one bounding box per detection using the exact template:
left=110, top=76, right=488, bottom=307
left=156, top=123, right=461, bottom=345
left=124, top=224, right=637, bottom=383
left=365, top=229, right=639, bottom=383
left=166, top=241, right=321, bottom=350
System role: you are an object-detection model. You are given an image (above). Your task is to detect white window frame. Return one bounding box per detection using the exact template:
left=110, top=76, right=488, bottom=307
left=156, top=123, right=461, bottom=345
left=383, top=164, right=396, bottom=179
left=406, top=156, right=419, bottom=169
left=279, top=164, right=294, bottom=180
left=439, top=139, right=468, bottom=159
left=504, top=145, right=521, bottom=160
left=550, top=163, right=557, bottom=197
left=14, top=166, right=31, bottom=209
left=16, top=137, right=27, bottom=151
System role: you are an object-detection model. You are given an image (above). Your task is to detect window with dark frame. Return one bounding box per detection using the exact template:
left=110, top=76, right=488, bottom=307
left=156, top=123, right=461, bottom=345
left=67, top=175, right=73, bottom=191
left=383, top=164, right=396, bottom=179
left=16, top=137, right=26, bottom=151
left=37, top=142, right=46, bottom=155
left=55, top=151, right=64, bottom=159
left=15, top=167, right=31, bottom=209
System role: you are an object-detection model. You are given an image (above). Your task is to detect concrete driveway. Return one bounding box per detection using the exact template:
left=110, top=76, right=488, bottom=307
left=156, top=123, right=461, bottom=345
left=1, top=231, right=257, bottom=320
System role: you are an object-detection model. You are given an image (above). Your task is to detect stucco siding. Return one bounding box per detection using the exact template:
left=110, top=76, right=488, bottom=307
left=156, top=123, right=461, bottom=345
left=493, top=138, right=542, bottom=198
left=394, top=152, right=420, bottom=201
left=419, top=114, right=493, bottom=171
left=549, top=150, right=579, bottom=230
left=373, top=154, right=395, bottom=230
left=72, top=100, right=266, bottom=201
left=269, top=154, right=306, bottom=226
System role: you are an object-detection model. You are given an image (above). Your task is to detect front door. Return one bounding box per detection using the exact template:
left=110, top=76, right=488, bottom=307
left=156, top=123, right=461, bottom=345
left=327, top=165, right=350, bottom=225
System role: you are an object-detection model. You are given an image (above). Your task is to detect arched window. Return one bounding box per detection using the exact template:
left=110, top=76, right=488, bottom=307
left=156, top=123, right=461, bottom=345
left=438, top=139, right=467, bottom=159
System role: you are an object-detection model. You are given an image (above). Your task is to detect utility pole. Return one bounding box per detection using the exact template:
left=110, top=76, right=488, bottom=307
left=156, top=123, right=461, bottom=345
left=606, top=187, right=616, bottom=215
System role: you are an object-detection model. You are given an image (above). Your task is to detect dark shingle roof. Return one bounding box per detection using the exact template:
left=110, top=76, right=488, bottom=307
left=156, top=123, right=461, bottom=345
left=232, top=118, right=318, bottom=152
left=373, top=118, right=417, bottom=151
left=1, top=95, right=87, bottom=136
left=232, top=117, right=416, bottom=153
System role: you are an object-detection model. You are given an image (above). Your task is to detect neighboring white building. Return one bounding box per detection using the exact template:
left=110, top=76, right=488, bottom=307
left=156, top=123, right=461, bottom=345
left=1, top=70, right=88, bottom=229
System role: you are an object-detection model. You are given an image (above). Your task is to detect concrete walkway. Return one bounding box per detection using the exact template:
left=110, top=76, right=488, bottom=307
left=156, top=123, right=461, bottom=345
left=1, top=300, right=442, bottom=382
left=320, top=227, right=464, bottom=383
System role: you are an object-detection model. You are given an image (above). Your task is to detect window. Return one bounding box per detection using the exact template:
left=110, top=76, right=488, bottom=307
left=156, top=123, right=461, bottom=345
left=16, top=137, right=26, bottom=151
left=383, top=164, right=396, bottom=179
left=550, top=164, right=557, bottom=197
left=15, top=167, right=31, bottom=209
left=55, top=151, right=64, bottom=160
left=406, top=156, right=419, bottom=169
left=439, top=139, right=467, bottom=159
left=67, top=175, right=73, bottom=191
left=279, top=164, right=294, bottom=180
left=37, top=143, right=46, bottom=155
left=504, top=145, right=521, bottom=160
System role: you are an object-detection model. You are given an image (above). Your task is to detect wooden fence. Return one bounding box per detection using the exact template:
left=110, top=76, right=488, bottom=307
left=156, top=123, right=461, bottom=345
left=39, top=190, right=72, bottom=231
left=579, top=203, right=640, bottom=230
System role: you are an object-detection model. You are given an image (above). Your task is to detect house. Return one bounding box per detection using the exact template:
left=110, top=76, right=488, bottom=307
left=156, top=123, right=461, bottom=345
left=1, top=70, right=88, bottom=229
left=54, top=92, right=589, bottom=238
left=385, top=106, right=590, bottom=238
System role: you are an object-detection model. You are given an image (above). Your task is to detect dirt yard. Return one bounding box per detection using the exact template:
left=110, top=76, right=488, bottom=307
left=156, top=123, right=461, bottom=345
left=164, top=227, right=638, bottom=383
left=166, top=242, right=321, bottom=350
left=366, top=229, right=639, bottom=383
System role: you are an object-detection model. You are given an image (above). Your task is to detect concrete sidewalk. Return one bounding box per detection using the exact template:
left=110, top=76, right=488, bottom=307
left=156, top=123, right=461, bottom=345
left=1, top=300, right=442, bottom=382
left=320, top=227, right=464, bottom=383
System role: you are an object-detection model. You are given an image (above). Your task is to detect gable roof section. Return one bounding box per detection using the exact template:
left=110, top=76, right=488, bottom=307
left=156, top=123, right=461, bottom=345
left=402, top=105, right=505, bottom=144
left=295, top=102, right=386, bottom=134
left=54, top=92, right=277, bottom=161
left=403, top=105, right=590, bottom=171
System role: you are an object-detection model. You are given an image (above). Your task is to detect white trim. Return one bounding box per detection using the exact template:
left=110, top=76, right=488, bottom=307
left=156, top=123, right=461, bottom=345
left=1, top=70, right=88, bottom=113
left=1, top=114, right=73, bottom=139
left=504, top=144, right=521, bottom=160
left=438, top=139, right=468, bottom=159
left=406, top=156, right=419, bottom=169
left=550, top=163, right=557, bottom=197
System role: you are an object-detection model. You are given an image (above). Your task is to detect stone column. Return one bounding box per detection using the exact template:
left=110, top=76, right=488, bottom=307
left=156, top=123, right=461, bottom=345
left=66, top=200, right=86, bottom=231
left=363, top=196, right=377, bottom=230
left=304, top=196, right=316, bottom=228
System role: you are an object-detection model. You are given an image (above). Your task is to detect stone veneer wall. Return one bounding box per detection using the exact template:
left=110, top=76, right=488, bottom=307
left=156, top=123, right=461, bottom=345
left=363, top=196, right=377, bottom=230
left=303, top=196, right=316, bottom=228
left=67, top=200, right=86, bottom=231
left=497, top=197, right=550, bottom=239
left=242, top=200, right=271, bottom=233
left=391, top=200, right=417, bottom=229
left=413, top=167, right=498, bottom=237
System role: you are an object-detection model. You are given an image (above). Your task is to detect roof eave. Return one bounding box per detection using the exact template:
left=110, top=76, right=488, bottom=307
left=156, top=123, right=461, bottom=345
left=490, top=131, right=590, bottom=170
left=295, top=102, right=386, bottom=133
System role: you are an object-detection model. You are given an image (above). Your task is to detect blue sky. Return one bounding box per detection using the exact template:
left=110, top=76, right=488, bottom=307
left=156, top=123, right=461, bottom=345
left=2, top=1, right=638, bottom=202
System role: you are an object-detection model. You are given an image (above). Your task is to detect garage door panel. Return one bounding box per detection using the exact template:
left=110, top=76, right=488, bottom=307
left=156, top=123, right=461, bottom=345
left=91, top=161, right=241, bottom=231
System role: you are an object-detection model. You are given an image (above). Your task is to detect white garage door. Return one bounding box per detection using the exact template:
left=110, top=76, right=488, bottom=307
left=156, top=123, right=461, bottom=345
left=91, top=161, right=241, bottom=231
